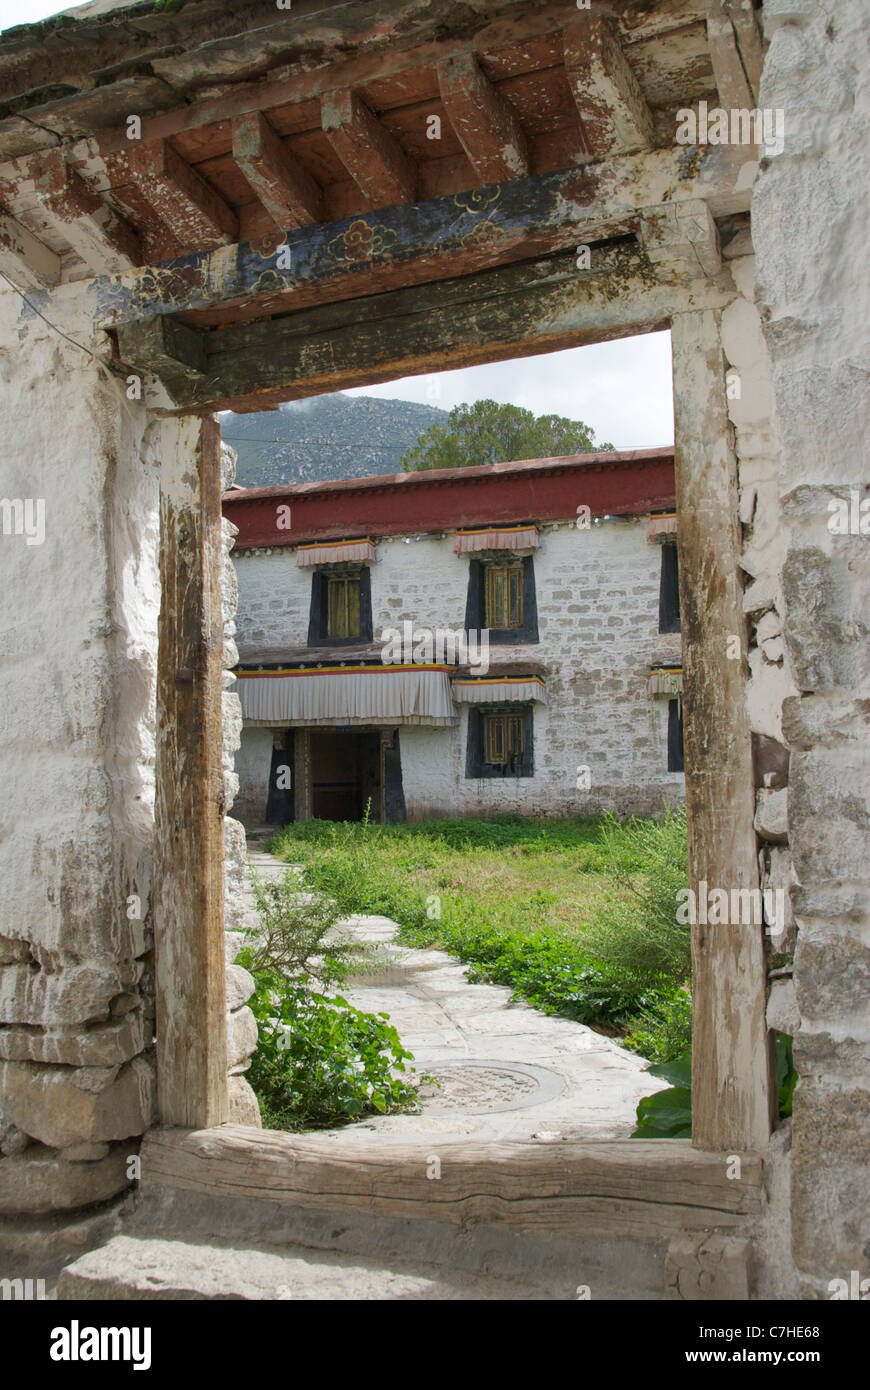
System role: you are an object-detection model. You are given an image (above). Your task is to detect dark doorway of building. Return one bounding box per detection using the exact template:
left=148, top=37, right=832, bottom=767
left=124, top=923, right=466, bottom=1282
left=310, top=728, right=379, bottom=822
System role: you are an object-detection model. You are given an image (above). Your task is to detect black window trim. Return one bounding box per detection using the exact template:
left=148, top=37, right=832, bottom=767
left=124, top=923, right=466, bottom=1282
left=464, top=553, right=539, bottom=645
left=465, top=702, right=535, bottom=778
left=307, top=563, right=373, bottom=646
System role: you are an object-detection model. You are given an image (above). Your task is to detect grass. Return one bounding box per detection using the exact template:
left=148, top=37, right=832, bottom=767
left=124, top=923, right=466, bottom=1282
left=266, top=810, right=691, bottom=1063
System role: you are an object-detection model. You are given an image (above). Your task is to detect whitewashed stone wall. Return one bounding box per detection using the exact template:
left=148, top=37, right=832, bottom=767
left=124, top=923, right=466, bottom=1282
left=232, top=518, right=684, bottom=821
left=752, top=0, right=870, bottom=1297
left=0, top=299, right=158, bottom=1214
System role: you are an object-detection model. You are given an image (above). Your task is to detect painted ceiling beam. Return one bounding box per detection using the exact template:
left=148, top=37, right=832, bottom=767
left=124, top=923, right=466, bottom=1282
left=705, top=0, right=754, bottom=110
left=563, top=15, right=654, bottom=158
left=0, top=212, right=61, bottom=290
left=31, top=149, right=140, bottom=274
left=231, top=111, right=324, bottom=232
left=436, top=51, right=530, bottom=183
left=113, top=141, right=240, bottom=250
left=321, top=89, right=417, bottom=208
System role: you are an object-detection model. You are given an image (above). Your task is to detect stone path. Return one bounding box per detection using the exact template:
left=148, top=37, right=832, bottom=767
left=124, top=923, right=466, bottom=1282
left=242, top=840, right=667, bottom=1145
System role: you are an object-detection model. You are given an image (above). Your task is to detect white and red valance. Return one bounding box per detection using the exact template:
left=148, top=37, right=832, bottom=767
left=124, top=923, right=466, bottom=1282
left=648, top=666, right=683, bottom=697
left=453, top=525, right=539, bottom=555
left=647, top=513, right=678, bottom=543
left=451, top=675, right=547, bottom=705
left=236, top=663, right=456, bottom=727
left=295, top=538, right=377, bottom=567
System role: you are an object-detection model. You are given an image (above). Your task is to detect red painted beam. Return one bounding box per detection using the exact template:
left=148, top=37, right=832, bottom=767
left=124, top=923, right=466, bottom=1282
left=223, top=449, right=675, bottom=550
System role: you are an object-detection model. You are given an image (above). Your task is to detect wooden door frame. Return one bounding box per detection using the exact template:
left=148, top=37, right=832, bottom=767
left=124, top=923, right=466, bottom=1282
left=151, top=273, right=774, bottom=1154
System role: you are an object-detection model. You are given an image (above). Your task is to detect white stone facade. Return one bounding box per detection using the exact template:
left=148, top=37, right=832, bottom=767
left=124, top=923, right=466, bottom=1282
left=232, top=517, right=685, bottom=823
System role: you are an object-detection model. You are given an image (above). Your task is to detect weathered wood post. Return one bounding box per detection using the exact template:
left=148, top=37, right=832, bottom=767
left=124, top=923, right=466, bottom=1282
left=671, top=308, right=775, bottom=1153
left=153, top=414, right=228, bottom=1127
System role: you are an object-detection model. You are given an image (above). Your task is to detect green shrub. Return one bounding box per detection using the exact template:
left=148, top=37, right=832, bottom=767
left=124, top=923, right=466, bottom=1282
left=579, top=807, right=690, bottom=982
left=237, top=863, right=422, bottom=1131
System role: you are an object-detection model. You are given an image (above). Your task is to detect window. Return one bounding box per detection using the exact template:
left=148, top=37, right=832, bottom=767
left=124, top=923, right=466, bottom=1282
left=658, top=542, right=681, bottom=633
left=485, top=710, right=524, bottom=765
left=326, top=573, right=360, bottom=639
left=308, top=564, right=372, bottom=646
left=484, top=562, right=524, bottom=629
left=465, top=704, right=534, bottom=778
left=667, top=697, right=685, bottom=772
left=465, top=554, right=539, bottom=644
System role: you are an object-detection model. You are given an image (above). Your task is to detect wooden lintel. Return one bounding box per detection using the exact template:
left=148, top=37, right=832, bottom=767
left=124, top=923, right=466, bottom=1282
left=31, top=149, right=140, bottom=273
left=116, top=314, right=207, bottom=389
left=154, top=414, right=228, bottom=1128
left=0, top=212, right=60, bottom=289
left=126, top=141, right=239, bottom=250
left=132, top=245, right=680, bottom=413
left=231, top=110, right=323, bottom=231
left=706, top=0, right=754, bottom=111
left=437, top=51, right=529, bottom=184
left=321, top=88, right=416, bottom=208
left=563, top=15, right=654, bottom=158
left=82, top=144, right=752, bottom=335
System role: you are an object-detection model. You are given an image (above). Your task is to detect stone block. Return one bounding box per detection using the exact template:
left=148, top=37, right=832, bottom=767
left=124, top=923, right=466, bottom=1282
left=665, top=1235, right=752, bottom=1300
left=0, top=1013, right=145, bottom=1067
left=0, top=1147, right=131, bottom=1214
left=226, top=963, right=255, bottom=1012
left=227, top=1075, right=262, bottom=1128
left=227, top=1007, right=258, bottom=1072
left=0, top=1055, right=154, bottom=1149
left=755, top=787, right=788, bottom=842
left=791, top=1078, right=870, bottom=1279
left=766, top=977, right=799, bottom=1035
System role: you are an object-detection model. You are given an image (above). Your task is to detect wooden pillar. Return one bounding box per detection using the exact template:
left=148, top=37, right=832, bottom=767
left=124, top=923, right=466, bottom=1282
left=671, top=309, right=774, bottom=1152
left=294, top=727, right=312, bottom=821
left=154, top=414, right=228, bottom=1128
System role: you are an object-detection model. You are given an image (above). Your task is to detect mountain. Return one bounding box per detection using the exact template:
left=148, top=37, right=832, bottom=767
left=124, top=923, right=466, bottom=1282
left=221, top=393, right=448, bottom=489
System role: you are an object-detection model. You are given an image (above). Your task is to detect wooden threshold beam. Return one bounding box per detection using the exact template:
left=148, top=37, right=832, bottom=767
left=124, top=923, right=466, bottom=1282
left=115, top=244, right=680, bottom=414
left=31, top=149, right=140, bottom=273
left=231, top=110, right=323, bottom=231
left=437, top=51, right=529, bottom=183
left=563, top=15, right=654, bottom=158
left=82, top=144, right=750, bottom=335
left=321, top=88, right=416, bottom=208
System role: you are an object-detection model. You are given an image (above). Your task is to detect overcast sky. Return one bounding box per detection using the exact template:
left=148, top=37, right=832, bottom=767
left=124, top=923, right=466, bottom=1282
left=2, top=0, right=674, bottom=447
left=344, top=332, right=674, bottom=449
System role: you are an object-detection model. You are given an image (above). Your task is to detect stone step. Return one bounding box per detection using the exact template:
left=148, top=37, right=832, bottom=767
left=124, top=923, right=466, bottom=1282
left=57, top=1233, right=548, bottom=1301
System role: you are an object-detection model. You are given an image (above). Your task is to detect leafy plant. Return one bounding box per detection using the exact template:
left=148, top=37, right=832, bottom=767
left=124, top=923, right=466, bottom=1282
left=238, top=862, right=423, bottom=1131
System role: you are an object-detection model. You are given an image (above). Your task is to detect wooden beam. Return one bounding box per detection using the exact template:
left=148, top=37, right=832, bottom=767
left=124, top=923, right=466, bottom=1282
left=31, top=150, right=140, bottom=273
left=116, top=245, right=682, bottom=414
left=81, top=144, right=752, bottom=335
left=706, top=0, right=754, bottom=110
left=671, top=308, right=774, bottom=1153
left=231, top=110, right=323, bottom=231
left=140, top=1127, right=763, bottom=1238
left=154, top=414, right=228, bottom=1129
left=0, top=212, right=60, bottom=289
left=321, top=88, right=416, bottom=207
left=436, top=51, right=529, bottom=183
left=116, top=314, right=207, bottom=391
left=563, top=15, right=654, bottom=158
left=123, top=141, right=239, bottom=250
left=639, top=199, right=722, bottom=280
left=723, top=0, right=765, bottom=102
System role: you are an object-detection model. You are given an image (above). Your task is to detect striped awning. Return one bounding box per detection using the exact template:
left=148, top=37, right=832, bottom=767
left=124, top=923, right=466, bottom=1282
left=451, top=675, right=547, bottom=705
left=296, top=538, right=376, bottom=567
left=648, top=666, right=683, bottom=696
left=647, top=513, right=677, bottom=542
left=236, top=663, right=457, bottom=726
left=454, top=525, right=538, bottom=555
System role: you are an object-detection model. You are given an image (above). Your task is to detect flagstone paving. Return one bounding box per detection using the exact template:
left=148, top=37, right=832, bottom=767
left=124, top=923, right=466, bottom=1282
left=243, top=842, right=668, bottom=1145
